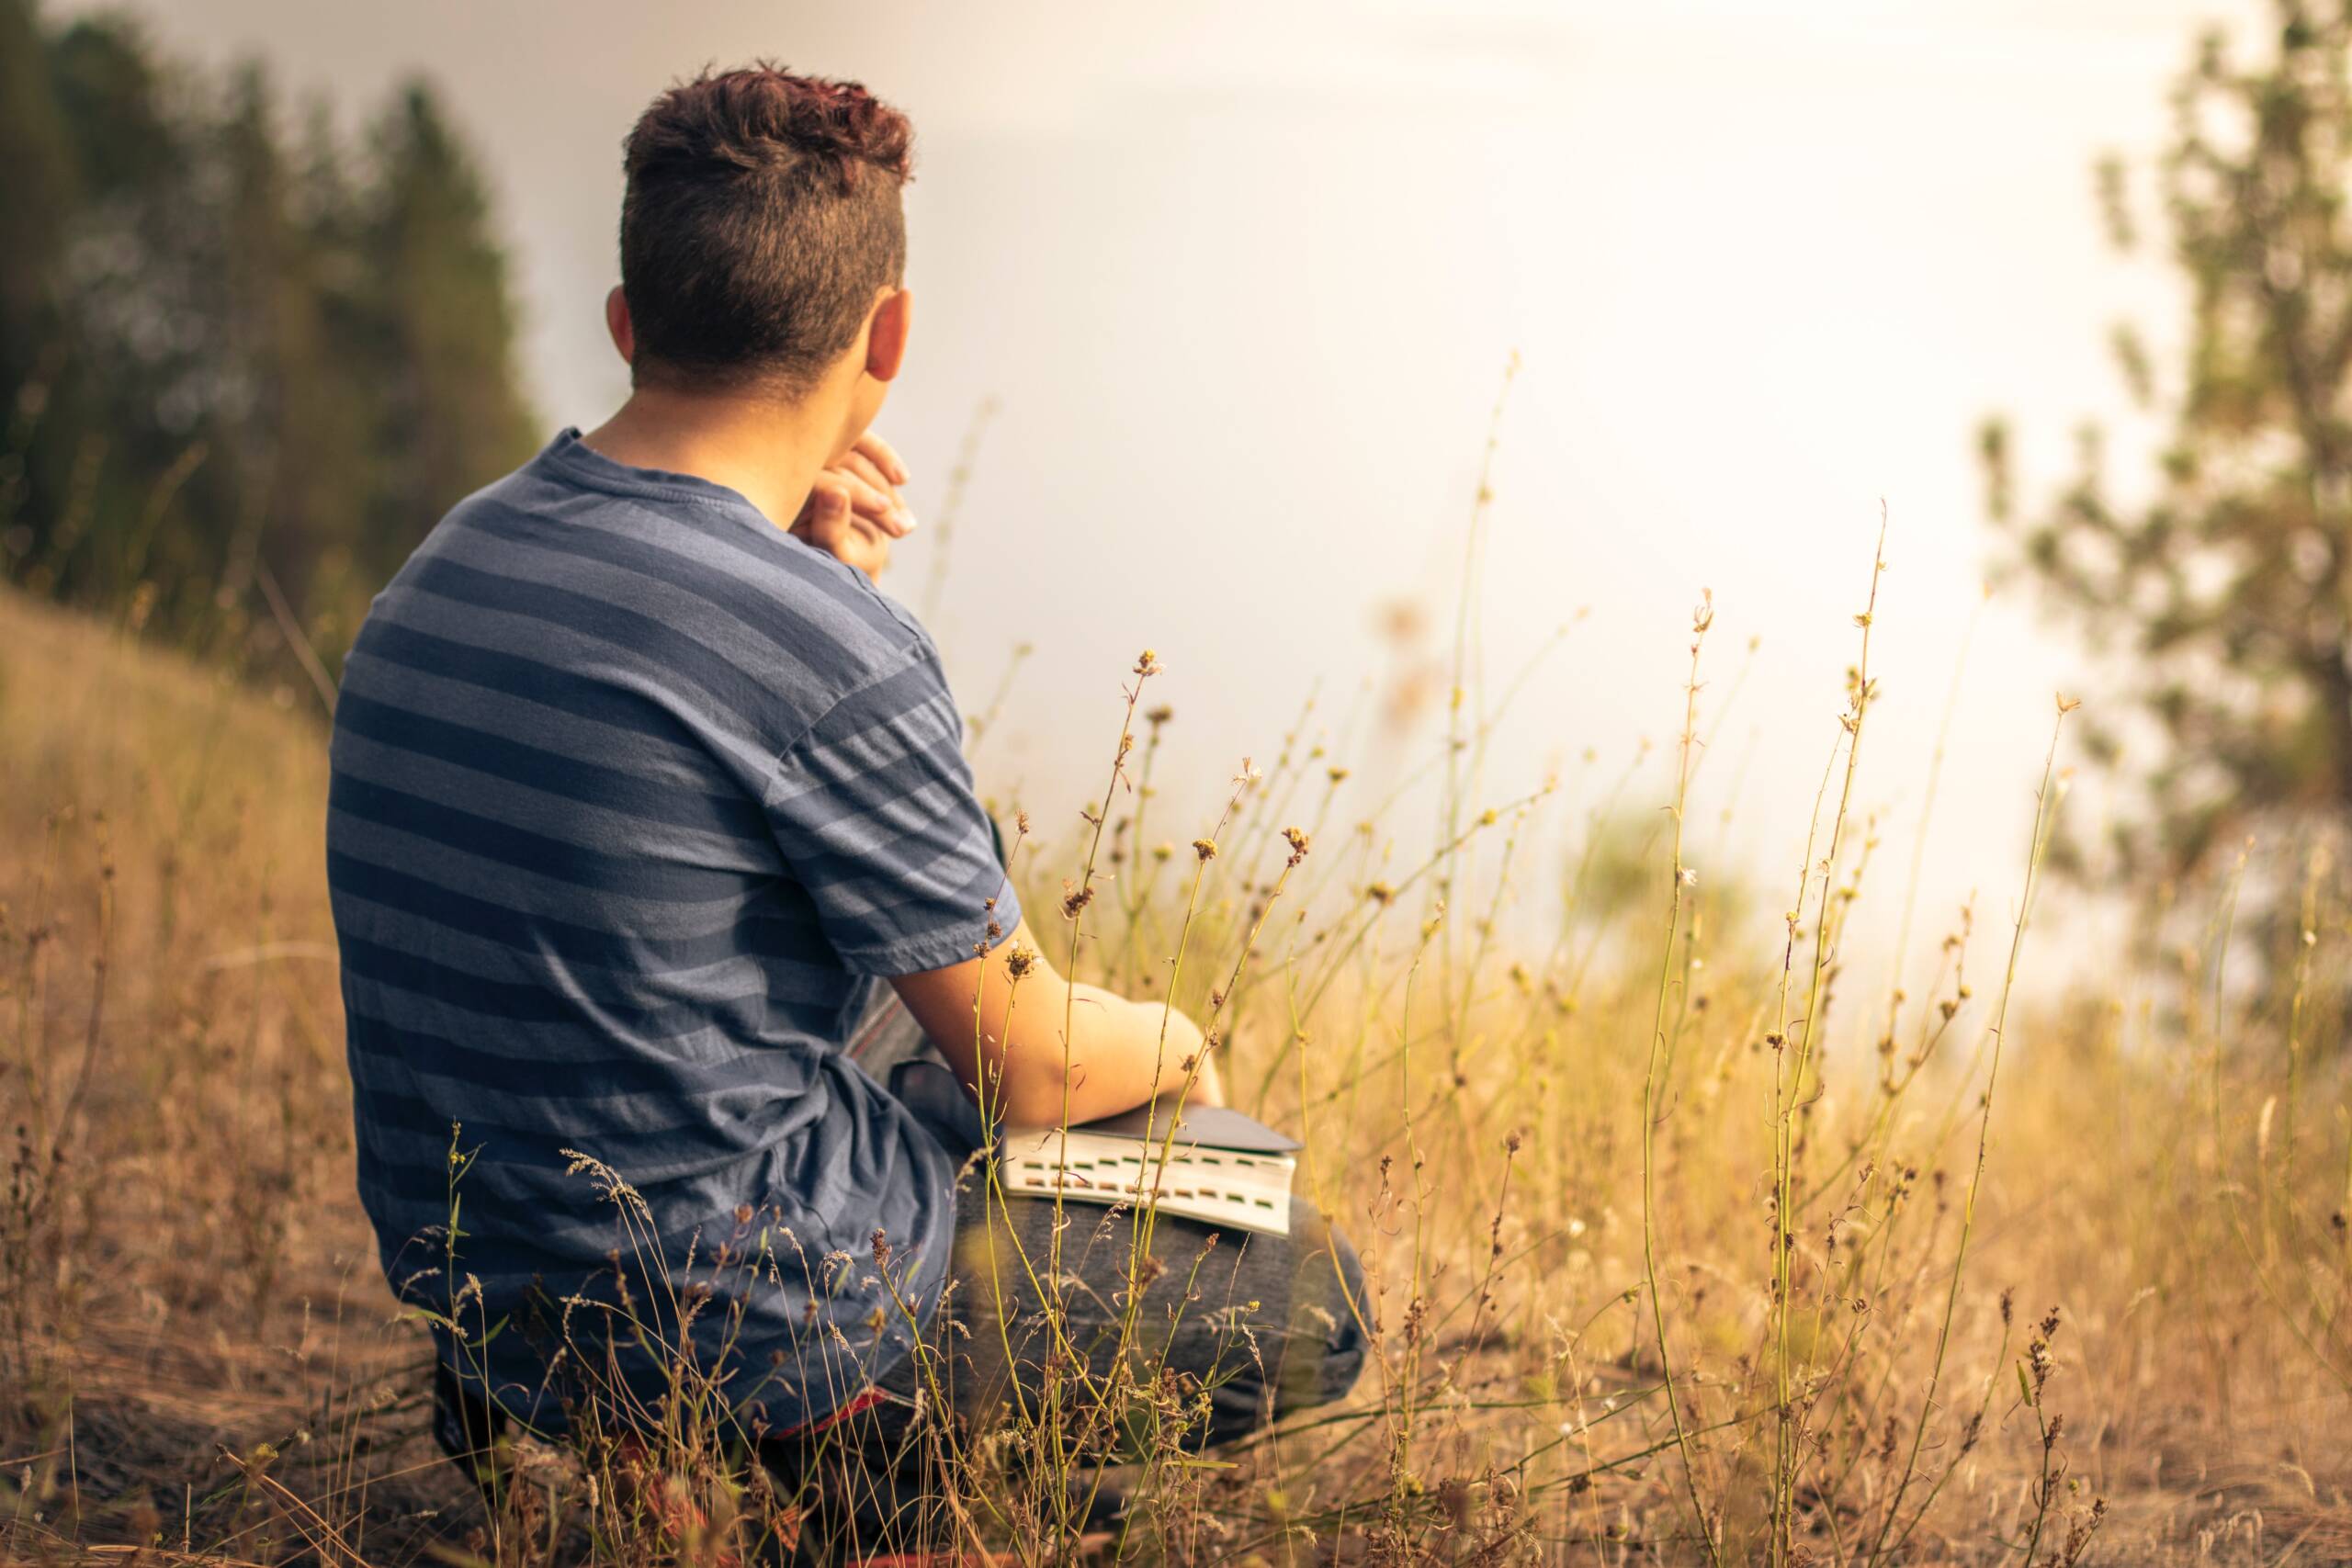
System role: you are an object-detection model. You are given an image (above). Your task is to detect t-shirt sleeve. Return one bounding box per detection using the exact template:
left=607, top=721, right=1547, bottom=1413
left=763, top=640, right=1021, bottom=976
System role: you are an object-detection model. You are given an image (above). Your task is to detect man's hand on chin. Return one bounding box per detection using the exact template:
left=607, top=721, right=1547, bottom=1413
left=791, top=431, right=914, bottom=581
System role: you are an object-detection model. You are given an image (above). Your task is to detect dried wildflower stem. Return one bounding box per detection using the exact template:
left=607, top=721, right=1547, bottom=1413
left=2282, top=850, right=2324, bottom=1200
left=13, top=811, right=71, bottom=1153
left=1248, top=784, right=1545, bottom=1109
left=1091, top=812, right=1306, bottom=1536
left=868, top=1231, right=1006, bottom=1562
left=968, top=818, right=1032, bottom=1140
left=1114, top=704, right=1176, bottom=988
left=1881, top=592, right=1982, bottom=1056
left=1770, top=527, right=1884, bottom=1559
left=1889, top=1305, right=2017, bottom=1540
left=1034, top=649, right=1157, bottom=1517
left=1436, top=352, right=1520, bottom=1022
left=967, top=894, right=1099, bottom=1441
left=2016, top=1377, right=2063, bottom=1568
left=1639, top=588, right=1718, bottom=1567
left=1801, top=903, right=1974, bottom=1224
left=918, top=393, right=999, bottom=629
left=1445, top=801, right=1538, bottom=1216
left=1112, top=778, right=1246, bottom=1325
left=1871, top=696, right=2074, bottom=1565
left=1227, top=687, right=1317, bottom=886
left=1384, top=919, right=1442, bottom=1525
left=54, top=814, right=113, bottom=1141
left=962, top=639, right=1032, bottom=760
left=1516, top=746, right=1648, bottom=1024
left=2209, top=848, right=2352, bottom=1395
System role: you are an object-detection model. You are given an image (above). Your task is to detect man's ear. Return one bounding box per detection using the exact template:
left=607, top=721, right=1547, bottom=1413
left=864, top=287, right=910, bottom=384
left=605, top=285, right=635, bottom=365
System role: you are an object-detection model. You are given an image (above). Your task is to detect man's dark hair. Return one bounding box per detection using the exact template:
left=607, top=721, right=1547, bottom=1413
left=620, top=65, right=914, bottom=394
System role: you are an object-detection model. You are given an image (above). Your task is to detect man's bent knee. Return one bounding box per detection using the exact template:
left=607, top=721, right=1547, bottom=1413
left=1280, top=1201, right=1368, bottom=1415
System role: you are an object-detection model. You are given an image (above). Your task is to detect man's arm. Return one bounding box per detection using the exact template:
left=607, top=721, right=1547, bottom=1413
left=889, top=919, right=1225, bottom=1128
left=806, top=438, right=1217, bottom=1122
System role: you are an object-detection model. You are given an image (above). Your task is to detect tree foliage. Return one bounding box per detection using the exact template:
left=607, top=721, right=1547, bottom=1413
left=0, top=0, right=536, bottom=681
left=1984, top=0, right=2352, bottom=884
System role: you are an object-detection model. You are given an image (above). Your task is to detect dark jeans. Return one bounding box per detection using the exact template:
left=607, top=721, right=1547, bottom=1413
left=765, top=1186, right=1368, bottom=1560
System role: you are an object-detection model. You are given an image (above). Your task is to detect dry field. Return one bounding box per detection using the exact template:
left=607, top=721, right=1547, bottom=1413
left=3, top=576, right=2349, bottom=1566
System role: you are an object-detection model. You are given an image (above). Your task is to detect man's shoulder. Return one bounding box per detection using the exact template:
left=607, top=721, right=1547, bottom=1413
left=376, top=452, right=942, bottom=733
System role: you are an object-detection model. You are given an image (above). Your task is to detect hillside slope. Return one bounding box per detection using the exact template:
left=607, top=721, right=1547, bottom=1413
left=5, top=588, right=2350, bottom=1564
left=1, top=589, right=467, bottom=1558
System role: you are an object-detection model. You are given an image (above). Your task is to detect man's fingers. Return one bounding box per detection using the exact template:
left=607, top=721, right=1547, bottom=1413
left=794, top=476, right=851, bottom=531
left=838, top=450, right=894, bottom=498
left=791, top=479, right=891, bottom=581
left=836, top=513, right=891, bottom=579
left=854, top=431, right=910, bottom=487
left=790, top=478, right=852, bottom=545
left=824, top=465, right=912, bottom=537
left=839, top=453, right=916, bottom=535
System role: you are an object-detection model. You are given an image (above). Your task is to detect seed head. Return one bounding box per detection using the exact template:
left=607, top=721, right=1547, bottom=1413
left=1193, top=837, right=1218, bottom=862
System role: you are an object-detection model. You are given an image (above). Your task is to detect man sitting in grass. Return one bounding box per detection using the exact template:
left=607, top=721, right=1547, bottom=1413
left=324, top=62, right=1363, bottom=1556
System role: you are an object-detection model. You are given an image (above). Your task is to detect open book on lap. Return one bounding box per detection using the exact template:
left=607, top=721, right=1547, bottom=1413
left=998, top=1100, right=1300, bottom=1236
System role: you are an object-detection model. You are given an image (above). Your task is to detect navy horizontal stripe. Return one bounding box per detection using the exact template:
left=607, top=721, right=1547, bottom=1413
left=329, top=774, right=767, bottom=905
left=345, top=1012, right=785, bottom=1105
left=344, top=1065, right=808, bottom=1185
left=335, top=690, right=772, bottom=842
left=325, top=849, right=838, bottom=976
left=352, top=620, right=714, bottom=760
left=457, top=494, right=859, bottom=695
left=402, top=555, right=784, bottom=742
left=332, top=734, right=777, bottom=880
left=339, top=936, right=772, bottom=1040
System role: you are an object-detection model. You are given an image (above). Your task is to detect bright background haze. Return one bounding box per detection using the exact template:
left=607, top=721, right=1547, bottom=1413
left=81, top=0, right=2265, bottom=955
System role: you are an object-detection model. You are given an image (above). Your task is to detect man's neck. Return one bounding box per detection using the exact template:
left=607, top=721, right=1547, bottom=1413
left=580, top=385, right=838, bottom=531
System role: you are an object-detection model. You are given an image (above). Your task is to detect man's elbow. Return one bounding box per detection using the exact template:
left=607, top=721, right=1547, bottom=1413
left=992, top=1068, right=1078, bottom=1129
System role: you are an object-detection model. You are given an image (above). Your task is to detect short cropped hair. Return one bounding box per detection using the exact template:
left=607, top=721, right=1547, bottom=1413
left=619, top=65, right=914, bottom=394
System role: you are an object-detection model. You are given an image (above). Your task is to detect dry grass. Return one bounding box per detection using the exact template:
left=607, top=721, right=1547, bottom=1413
left=3, top=570, right=2350, bottom=1566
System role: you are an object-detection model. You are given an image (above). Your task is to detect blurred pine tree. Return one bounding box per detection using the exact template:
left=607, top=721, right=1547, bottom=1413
left=0, top=0, right=537, bottom=686
left=1985, top=0, right=2352, bottom=888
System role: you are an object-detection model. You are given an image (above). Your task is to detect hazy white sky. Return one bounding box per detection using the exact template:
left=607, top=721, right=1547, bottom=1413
left=95, top=0, right=2269, bottom=965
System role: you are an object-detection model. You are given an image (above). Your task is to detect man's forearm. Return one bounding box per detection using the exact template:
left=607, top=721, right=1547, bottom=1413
left=889, top=919, right=1218, bottom=1127
left=997, top=981, right=1211, bottom=1124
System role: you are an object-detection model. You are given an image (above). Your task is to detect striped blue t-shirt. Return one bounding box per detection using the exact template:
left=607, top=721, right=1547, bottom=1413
left=326, top=429, right=1017, bottom=1435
